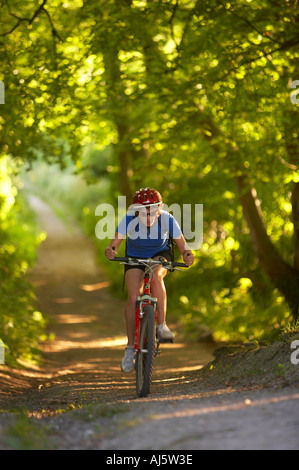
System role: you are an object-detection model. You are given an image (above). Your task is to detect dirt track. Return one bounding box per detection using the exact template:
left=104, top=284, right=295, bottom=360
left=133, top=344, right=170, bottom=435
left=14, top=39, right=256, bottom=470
left=0, top=195, right=298, bottom=450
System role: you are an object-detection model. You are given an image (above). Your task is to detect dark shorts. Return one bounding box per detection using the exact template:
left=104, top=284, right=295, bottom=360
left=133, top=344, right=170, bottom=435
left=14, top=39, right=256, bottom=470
left=124, top=249, right=172, bottom=273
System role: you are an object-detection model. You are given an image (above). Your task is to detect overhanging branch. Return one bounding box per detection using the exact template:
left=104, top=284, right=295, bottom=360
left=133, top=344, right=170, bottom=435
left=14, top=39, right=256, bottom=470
left=1, top=0, right=47, bottom=36
left=1, top=0, right=62, bottom=41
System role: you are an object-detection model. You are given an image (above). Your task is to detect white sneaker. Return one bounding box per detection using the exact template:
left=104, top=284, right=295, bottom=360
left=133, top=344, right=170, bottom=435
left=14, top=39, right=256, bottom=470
left=121, top=346, right=135, bottom=373
left=157, top=323, right=174, bottom=340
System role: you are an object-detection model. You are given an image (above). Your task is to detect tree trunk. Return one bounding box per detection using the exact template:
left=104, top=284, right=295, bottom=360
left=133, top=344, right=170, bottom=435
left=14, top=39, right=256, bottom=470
left=115, top=121, right=133, bottom=204
left=236, top=174, right=299, bottom=322
left=102, top=46, right=133, bottom=203
left=292, top=182, right=299, bottom=271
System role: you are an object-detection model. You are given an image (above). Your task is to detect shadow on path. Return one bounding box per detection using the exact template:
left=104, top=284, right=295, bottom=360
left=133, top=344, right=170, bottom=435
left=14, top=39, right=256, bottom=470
left=0, top=195, right=214, bottom=412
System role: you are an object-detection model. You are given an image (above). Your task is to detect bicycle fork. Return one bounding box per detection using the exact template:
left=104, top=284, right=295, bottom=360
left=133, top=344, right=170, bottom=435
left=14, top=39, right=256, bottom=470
left=135, top=299, right=173, bottom=354
left=134, top=296, right=157, bottom=354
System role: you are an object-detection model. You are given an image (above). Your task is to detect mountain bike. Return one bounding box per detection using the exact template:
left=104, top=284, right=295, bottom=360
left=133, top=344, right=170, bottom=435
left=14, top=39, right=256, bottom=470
left=111, top=255, right=188, bottom=398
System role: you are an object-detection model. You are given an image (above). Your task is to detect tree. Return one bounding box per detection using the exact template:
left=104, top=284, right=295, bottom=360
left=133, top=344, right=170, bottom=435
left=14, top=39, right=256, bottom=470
left=1, top=0, right=298, bottom=340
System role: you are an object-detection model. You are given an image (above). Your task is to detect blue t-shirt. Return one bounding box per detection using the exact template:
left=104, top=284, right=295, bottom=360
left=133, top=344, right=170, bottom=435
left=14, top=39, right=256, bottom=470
left=116, top=210, right=182, bottom=258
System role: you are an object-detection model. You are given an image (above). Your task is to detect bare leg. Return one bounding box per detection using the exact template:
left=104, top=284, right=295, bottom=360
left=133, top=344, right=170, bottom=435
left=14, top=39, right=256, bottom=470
left=124, top=268, right=144, bottom=346
left=150, top=264, right=168, bottom=326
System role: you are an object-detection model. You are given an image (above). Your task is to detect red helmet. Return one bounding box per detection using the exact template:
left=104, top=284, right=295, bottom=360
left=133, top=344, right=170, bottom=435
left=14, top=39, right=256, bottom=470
left=133, top=187, right=162, bottom=207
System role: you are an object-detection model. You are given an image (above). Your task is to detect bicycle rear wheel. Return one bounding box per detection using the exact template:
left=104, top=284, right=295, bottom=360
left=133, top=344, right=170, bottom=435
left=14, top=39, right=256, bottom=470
left=135, top=304, right=156, bottom=397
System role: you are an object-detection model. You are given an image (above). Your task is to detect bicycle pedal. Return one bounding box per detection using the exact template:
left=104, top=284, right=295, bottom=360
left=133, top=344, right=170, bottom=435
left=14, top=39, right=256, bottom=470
left=157, top=338, right=174, bottom=344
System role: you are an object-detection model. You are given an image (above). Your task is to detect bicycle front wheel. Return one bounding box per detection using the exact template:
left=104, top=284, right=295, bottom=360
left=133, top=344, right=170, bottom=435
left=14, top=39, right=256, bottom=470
left=135, top=304, right=156, bottom=398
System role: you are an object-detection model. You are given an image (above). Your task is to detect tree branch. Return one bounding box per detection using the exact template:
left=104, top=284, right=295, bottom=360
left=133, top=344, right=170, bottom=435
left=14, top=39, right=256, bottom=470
left=235, top=36, right=299, bottom=70
left=277, top=155, right=298, bottom=171
left=292, top=182, right=299, bottom=271
left=1, top=0, right=47, bottom=35
left=168, top=0, right=180, bottom=49
left=236, top=173, right=299, bottom=320
left=0, top=0, right=62, bottom=41
left=42, top=6, right=63, bottom=42
left=216, top=0, right=284, bottom=47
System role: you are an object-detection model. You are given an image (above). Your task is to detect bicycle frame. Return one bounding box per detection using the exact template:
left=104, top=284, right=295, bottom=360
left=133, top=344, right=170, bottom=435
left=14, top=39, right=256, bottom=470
left=111, top=254, right=188, bottom=397
left=111, top=255, right=187, bottom=351
left=134, top=268, right=158, bottom=354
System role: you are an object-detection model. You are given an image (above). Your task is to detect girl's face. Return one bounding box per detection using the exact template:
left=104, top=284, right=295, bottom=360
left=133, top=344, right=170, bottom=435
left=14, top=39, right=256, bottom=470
left=138, top=205, right=161, bottom=227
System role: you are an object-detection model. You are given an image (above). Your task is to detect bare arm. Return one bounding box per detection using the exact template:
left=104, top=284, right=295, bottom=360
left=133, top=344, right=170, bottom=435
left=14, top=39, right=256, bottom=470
left=105, top=232, right=125, bottom=260
left=174, top=234, right=194, bottom=266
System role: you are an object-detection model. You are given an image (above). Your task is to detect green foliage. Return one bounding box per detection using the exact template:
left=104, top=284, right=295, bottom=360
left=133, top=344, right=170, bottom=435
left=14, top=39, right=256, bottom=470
left=0, top=157, right=46, bottom=366
left=167, top=264, right=289, bottom=343
left=25, top=161, right=291, bottom=343
left=4, top=410, right=53, bottom=450
left=22, top=161, right=127, bottom=297
left=0, top=0, right=298, bottom=345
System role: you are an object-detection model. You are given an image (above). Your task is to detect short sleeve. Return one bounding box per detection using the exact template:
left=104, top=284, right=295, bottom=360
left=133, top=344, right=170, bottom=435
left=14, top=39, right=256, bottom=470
left=169, top=214, right=182, bottom=239
left=116, top=213, right=134, bottom=236
left=161, top=212, right=182, bottom=239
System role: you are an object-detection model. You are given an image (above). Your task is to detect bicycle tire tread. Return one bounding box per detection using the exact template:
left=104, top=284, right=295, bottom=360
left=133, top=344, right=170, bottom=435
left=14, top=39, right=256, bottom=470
left=136, top=305, right=156, bottom=397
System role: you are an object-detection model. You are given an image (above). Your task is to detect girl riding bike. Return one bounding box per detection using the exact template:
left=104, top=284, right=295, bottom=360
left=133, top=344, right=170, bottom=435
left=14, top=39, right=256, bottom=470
left=105, top=187, right=194, bottom=373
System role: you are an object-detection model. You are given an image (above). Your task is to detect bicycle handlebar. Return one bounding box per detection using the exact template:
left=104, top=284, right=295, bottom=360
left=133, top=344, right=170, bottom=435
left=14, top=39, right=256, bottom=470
left=111, top=256, right=188, bottom=269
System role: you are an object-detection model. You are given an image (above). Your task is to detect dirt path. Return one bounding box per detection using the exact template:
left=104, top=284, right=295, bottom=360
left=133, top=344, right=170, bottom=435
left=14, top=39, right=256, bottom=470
left=0, top=195, right=298, bottom=451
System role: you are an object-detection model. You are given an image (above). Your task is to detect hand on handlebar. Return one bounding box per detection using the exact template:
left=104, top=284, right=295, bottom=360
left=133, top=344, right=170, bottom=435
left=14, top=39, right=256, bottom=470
left=105, top=245, right=117, bottom=260
left=183, top=250, right=194, bottom=267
